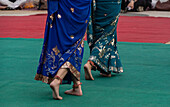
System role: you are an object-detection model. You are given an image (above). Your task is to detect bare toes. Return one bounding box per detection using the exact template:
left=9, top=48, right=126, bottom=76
left=53, top=96, right=63, bottom=100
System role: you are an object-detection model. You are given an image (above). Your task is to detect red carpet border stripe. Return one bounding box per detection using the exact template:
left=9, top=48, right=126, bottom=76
left=0, top=15, right=170, bottom=43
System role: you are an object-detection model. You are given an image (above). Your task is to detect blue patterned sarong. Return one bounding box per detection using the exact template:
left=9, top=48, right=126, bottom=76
left=35, top=0, right=92, bottom=84
left=87, top=0, right=123, bottom=74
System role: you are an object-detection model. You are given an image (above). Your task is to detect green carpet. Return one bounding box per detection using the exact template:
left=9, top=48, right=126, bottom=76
left=0, top=38, right=170, bottom=107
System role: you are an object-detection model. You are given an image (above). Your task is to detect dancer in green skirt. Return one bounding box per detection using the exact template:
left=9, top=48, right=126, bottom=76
left=84, top=0, right=123, bottom=80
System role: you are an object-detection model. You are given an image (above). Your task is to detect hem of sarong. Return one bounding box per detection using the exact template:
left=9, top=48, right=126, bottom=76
left=89, top=56, right=123, bottom=73
left=61, top=61, right=80, bottom=81
left=34, top=62, right=80, bottom=84
left=34, top=73, right=53, bottom=84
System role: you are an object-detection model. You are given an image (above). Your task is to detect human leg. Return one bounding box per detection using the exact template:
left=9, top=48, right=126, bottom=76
left=84, top=60, right=94, bottom=80
left=50, top=68, right=68, bottom=100
left=64, top=75, right=83, bottom=96
left=13, top=0, right=26, bottom=8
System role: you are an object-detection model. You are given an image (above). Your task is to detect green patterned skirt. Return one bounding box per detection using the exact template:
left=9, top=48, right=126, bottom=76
left=87, top=0, right=123, bottom=74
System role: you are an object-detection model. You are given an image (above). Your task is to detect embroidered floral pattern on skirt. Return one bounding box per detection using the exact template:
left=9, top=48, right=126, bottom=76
left=87, top=0, right=123, bottom=74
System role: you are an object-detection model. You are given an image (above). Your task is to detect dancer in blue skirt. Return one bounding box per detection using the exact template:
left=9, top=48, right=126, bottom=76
left=35, top=0, right=92, bottom=100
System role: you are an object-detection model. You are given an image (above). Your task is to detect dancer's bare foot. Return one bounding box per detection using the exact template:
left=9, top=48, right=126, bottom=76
left=64, top=83, right=83, bottom=96
left=100, top=73, right=111, bottom=77
left=52, top=91, right=62, bottom=100
left=84, top=61, right=94, bottom=80
left=50, top=79, right=63, bottom=100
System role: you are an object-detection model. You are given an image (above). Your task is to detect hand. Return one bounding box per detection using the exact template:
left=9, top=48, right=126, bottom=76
left=127, top=1, right=135, bottom=9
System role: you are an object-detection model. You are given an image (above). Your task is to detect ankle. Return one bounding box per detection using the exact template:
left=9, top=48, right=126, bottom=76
left=73, top=82, right=82, bottom=89
left=88, top=60, right=97, bottom=70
